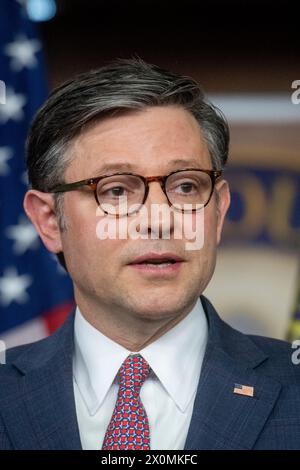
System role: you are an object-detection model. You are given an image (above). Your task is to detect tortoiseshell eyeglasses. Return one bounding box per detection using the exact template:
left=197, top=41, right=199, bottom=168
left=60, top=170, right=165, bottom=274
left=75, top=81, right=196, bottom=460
left=49, top=168, right=222, bottom=216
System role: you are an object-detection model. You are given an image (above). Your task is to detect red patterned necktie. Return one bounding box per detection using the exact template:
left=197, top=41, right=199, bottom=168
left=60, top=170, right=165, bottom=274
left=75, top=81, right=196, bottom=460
left=101, top=353, right=151, bottom=450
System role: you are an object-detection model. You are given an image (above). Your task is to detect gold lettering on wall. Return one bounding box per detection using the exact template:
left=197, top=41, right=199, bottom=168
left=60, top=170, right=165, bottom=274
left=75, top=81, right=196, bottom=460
left=268, top=177, right=299, bottom=246
left=224, top=175, right=267, bottom=240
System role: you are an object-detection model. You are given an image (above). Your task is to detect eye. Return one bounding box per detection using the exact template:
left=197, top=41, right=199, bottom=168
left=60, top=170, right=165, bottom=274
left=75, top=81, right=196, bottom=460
left=170, top=180, right=199, bottom=195
left=99, top=185, right=130, bottom=198
left=177, top=182, right=197, bottom=193
left=107, top=186, right=127, bottom=196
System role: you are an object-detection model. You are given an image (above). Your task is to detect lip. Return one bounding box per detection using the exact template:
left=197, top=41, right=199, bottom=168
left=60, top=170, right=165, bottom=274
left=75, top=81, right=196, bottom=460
left=129, top=252, right=185, bottom=265
left=127, top=252, right=185, bottom=277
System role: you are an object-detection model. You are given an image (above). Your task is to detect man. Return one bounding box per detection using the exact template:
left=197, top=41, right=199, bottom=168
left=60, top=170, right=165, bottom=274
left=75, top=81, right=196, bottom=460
left=0, top=58, right=299, bottom=450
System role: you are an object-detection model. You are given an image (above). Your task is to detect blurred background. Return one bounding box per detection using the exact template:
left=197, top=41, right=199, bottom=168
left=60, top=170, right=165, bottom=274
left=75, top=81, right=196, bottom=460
left=0, top=0, right=299, bottom=349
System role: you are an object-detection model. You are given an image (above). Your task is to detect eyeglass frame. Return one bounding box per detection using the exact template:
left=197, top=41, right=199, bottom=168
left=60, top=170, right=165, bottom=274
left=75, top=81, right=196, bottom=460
left=48, top=168, right=222, bottom=215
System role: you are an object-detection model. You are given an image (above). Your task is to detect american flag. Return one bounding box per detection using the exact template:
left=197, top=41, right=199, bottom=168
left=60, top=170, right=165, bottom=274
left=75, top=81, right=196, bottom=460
left=0, top=0, right=74, bottom=350
left=233, top=383, right=254, bottom=397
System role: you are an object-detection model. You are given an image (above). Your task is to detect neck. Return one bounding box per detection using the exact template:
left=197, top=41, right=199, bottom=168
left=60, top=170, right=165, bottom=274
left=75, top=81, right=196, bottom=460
left=74, top=290, right=197, bottom=350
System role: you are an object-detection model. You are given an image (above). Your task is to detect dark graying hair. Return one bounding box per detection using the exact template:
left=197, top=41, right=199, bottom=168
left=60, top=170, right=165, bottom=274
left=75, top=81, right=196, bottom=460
left=26, top=58, right=229, bottom=268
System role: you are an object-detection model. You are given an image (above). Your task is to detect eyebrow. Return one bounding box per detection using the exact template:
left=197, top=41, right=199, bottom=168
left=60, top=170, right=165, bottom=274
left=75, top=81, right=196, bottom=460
left=92, top=158, right=202, bottom=175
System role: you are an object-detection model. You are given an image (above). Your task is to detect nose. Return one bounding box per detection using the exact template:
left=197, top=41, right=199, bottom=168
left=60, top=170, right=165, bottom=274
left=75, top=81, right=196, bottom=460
left=138, top=181, right=175, bottom=239
left=144, top=180, right=168, bottom=205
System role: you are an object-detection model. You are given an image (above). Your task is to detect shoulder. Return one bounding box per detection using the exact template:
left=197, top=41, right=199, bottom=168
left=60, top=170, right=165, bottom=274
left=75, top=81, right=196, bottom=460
left=246, top=333, right=300, bottom=382
left=1, top=336, right=49, bottom=372
left=0, top=311, right=75, bottom=381
left=201, top=295, right=300, bottom=383
left=249, top=333, right=293, bottom=356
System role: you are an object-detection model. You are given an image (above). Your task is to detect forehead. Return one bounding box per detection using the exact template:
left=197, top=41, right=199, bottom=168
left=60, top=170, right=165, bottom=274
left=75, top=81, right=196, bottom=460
left=67, top=106, right=211, bottom=178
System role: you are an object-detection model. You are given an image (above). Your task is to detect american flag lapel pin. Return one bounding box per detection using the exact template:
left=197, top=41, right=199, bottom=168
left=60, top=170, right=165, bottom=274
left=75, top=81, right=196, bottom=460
left=233, top=383, right=254, bottom=397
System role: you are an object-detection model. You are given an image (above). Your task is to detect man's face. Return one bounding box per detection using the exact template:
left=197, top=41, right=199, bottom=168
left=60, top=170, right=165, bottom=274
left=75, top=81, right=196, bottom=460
left=56, top=106, right=230, bottom=320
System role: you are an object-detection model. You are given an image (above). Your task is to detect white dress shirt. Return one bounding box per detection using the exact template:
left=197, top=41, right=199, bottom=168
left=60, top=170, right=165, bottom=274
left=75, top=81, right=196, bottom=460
left=73, top=298, right=208, bottom=450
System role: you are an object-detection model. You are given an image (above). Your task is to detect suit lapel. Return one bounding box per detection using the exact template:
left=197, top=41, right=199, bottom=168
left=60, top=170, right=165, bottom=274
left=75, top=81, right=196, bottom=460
left=0, top=313, right=82, bottom=450
left=184, top=297, right=282, bottom=450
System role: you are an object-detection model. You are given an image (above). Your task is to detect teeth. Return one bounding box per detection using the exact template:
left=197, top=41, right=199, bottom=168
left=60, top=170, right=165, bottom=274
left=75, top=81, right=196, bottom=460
left=145, top=262, right=172, bottom=267
left=142, top=259, right=175, bottom=264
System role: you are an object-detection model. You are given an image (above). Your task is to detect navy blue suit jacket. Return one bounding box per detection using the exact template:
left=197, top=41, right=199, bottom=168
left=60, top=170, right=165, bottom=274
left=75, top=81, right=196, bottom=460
left=1, top=296, right=300, bottom=450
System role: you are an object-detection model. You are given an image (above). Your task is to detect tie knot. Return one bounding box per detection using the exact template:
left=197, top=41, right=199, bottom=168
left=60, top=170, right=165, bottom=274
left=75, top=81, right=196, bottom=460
left=119, top=354, right=150, bottom=393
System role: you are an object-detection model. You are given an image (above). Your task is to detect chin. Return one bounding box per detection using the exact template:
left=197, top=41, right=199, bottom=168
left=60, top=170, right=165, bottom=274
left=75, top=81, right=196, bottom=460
left=128, top=293, right=189, bottom=319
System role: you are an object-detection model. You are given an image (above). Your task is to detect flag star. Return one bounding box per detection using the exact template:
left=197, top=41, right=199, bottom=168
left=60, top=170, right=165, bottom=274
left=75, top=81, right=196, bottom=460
left=16, top=0, right=28, bottom=6
left=0, top=88, right=26, bottom=124
left=5, top=217, right=40, bottom=255
left=0, top=79, right=5, bottom=104
left=4, top=35, right=41, bottom=72
left=21, top=170, right=29, bottom=186
left=0, top=147, right=13, bottom=176
left=0, top=267, right=32, bottom=307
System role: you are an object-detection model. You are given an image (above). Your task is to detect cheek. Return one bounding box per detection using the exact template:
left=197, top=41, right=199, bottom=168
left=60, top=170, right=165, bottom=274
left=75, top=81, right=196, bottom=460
left=189, top=210, right=218, bottom=288
left=61, top=204, right=107, bottom=272
left=63, top=196, right=130, bottom=273
left=190, top=209, right=218, bottom=270
left=183, top=209, right=217, bottom=251
left=203, top=205, right=218, bottom=242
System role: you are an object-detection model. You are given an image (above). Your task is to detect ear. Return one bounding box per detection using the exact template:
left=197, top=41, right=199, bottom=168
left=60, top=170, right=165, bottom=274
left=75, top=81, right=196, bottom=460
left=23, top=189, right=63, bottom=253
left=215, top=179, right=230, bottom=245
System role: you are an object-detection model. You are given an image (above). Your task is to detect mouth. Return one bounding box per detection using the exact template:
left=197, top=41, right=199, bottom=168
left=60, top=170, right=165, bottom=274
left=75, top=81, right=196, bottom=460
left=127, top=252, right=185, bottom=275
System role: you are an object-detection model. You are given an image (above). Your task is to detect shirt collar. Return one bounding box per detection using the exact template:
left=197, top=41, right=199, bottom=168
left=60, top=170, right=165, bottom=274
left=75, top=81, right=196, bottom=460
left=73, top=298, right=208, bottom=416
